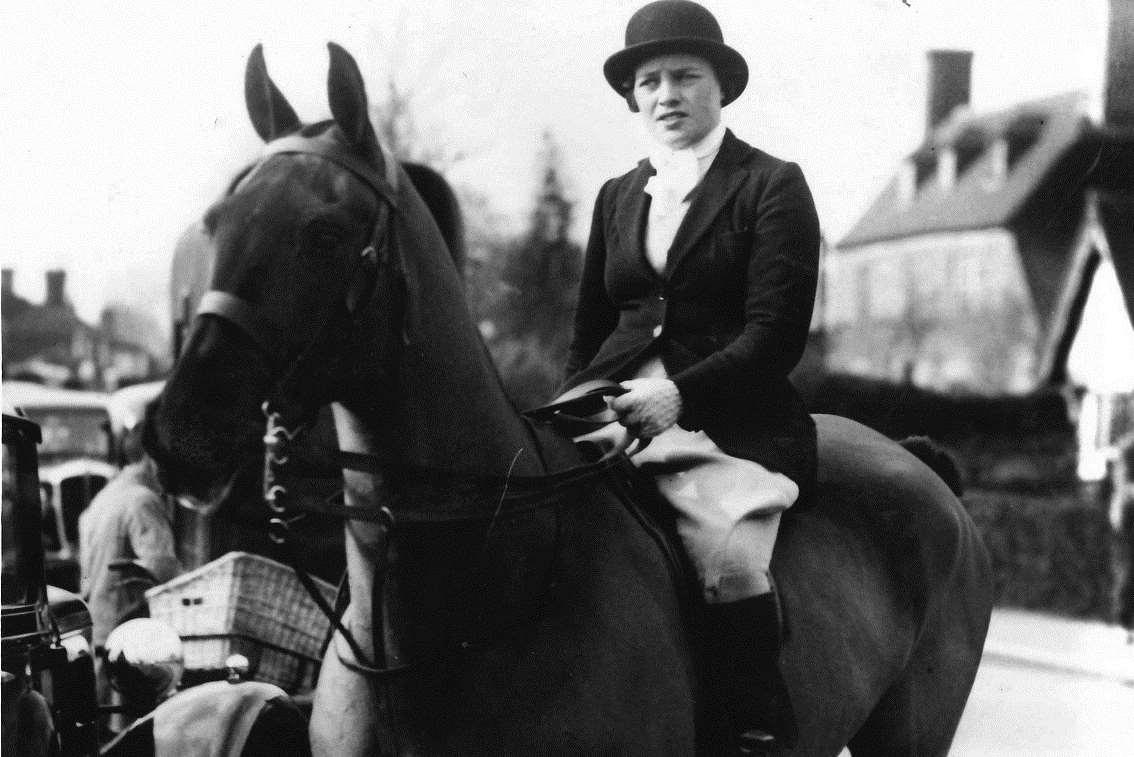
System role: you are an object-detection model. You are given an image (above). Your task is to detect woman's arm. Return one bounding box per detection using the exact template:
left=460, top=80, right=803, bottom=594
left=671, top=161, right=820, bottom=416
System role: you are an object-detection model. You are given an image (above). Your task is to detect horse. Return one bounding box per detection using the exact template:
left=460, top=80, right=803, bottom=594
left=145, top=43, right=993, bottom=756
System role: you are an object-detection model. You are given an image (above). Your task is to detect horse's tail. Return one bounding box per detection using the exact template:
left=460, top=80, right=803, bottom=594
left=899, top=436, right=964, bottom=497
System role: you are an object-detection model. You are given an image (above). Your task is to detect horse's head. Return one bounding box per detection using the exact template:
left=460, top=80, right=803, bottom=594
left=146, top=43, right=404, bottom=509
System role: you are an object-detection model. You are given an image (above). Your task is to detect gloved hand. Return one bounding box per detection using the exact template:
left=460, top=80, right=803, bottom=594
left=610, top=378, right=683, bottom=439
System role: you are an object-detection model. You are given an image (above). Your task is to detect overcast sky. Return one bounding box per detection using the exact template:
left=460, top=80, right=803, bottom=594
left=0, top=0, right=1110, bottom=324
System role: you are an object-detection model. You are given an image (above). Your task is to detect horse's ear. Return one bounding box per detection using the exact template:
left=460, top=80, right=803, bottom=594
left=245, top=44, right=301, bottom=143
left=326, top=42, right=381, bottom=161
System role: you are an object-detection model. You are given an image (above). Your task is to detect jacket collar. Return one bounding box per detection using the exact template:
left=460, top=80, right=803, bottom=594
left=616, top=129, right=751, bottom=279
left=664, top=129, right=749, bottom=277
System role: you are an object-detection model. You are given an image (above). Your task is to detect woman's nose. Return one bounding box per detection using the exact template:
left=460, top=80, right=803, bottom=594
left=657, top=77, right=679, bottom=103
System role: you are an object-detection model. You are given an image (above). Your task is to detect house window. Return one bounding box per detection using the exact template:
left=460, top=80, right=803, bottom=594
left=983, top=139, right=1008, bottom=191
left=870, top=261, right=906, bottom=319
left=955, top=133, right=983, bottom=179
left=1006, top=116, right=1042, bottom=167
left=913, top=151, right=936, bottom=193
left=897, top=162, right=916, bottom=207
left=915, top=254, right=947, bottom=315
left=956, top=253, right=982, bottom=312
left=856, top=263, right=872, bottom=321
left=937, top=149, right=957, bottom=192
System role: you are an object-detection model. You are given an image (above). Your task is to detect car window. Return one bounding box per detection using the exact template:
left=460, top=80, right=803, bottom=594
left=2, top=439, right=19, bottom=602
left=24, top=408, right=110, bottom=460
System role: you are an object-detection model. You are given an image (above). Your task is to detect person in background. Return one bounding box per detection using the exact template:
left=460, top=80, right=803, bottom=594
left=562, top=1, right=821, bottom=751
left=79, top=414, right=181, bottom=722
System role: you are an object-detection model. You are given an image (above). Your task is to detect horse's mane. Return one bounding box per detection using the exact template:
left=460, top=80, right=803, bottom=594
left=402, top=162, right=466, bottom=273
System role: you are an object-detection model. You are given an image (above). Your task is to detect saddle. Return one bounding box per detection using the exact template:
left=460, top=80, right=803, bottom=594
left=525, top=381, right=696, bottom=609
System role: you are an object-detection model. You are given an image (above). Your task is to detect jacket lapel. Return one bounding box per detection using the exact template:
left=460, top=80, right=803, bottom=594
left=615, top=159, right=655, bottom=276
left=664, top=130, right=749, bottom=278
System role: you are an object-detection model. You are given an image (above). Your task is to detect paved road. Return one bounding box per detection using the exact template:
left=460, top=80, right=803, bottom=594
left=948, top=609, right=1134, bottom=756
left=950, top=655, right=1134, bottom=756
left=952, top=609, right=1134, bottom=756
left=832, top=609, right=1133, bottom=756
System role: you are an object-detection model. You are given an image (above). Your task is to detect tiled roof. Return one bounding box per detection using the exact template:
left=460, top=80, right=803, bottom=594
left=839, top=92, right=1093, bottom=248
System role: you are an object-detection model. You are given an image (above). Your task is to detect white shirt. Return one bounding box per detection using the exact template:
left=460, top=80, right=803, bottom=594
left=643, top=122, right=727, bottom=274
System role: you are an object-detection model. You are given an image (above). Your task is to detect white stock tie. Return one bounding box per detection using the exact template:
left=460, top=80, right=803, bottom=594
left=644, top=148, right=700, bottom=217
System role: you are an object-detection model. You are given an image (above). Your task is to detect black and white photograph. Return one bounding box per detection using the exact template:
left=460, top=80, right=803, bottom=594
left=2, top=1, right=1132, bottom=755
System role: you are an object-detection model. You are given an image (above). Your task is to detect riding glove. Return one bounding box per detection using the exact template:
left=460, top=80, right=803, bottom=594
left=611, top=378, right=683, bottom=439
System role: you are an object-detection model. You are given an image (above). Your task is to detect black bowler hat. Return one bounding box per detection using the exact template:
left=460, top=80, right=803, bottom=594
left=603, top=0, right=749, bottom=108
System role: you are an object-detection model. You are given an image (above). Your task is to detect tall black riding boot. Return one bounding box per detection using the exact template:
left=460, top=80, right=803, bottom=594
left=706, top=590, right=798, bottom=753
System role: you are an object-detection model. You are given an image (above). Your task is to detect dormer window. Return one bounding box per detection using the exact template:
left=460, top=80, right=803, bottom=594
left=914, top=151, right=936, bottom=188
left=937, top=148, right=957, bottom=192
left=984, top=138, right=1008, bottom=190
left=1006, top=117, right=1041, bottom=166
left=954, top=127, right=984, bottom=180
left=897, top=161, right=916, bottom=207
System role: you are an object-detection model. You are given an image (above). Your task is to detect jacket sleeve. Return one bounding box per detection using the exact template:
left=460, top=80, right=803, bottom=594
left=671, top=161, right=820, bottom=419
left=563, top=179, right=619, bottom=383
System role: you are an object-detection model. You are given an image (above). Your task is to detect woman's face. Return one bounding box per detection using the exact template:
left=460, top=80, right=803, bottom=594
left=633, top=54, right=722, bottom=150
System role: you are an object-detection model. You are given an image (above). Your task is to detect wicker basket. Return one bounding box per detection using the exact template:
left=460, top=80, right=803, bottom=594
left=146, top=551, right=337, bottom=692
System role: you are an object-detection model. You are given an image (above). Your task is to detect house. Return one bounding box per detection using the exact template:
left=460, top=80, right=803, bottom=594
left=824, top=1, right=1134, bottom=496
left=1, top=269, right=165, bottom=389
left=2, top=269, right=100, bottom=386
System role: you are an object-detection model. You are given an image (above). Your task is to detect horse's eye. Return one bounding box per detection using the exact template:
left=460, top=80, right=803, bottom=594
left=299, top=220, right=344, bottom=260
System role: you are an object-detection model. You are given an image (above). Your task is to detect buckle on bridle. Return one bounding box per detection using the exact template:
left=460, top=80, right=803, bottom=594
left=262, top=401, right=305, bottom=464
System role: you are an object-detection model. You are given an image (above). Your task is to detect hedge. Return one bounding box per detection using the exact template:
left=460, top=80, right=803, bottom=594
left=963, top=487, right=1115, bottom=620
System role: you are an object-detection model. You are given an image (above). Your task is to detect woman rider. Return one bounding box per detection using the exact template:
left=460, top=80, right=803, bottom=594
left=561, top=0, right=821, bottom=749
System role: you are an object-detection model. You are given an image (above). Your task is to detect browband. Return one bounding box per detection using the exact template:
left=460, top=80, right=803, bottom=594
left=235, top=132, right=400, bottom=207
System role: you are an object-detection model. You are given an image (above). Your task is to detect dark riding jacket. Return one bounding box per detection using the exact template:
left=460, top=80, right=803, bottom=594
left=563, top=130, right=821, bottom=489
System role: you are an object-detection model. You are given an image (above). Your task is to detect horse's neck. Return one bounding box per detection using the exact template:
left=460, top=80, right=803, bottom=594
left=364, top=183, right=545, bottom=478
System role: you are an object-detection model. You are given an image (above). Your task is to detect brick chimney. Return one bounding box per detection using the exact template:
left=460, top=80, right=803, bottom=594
left=1104, top=0, right=1134, bottom=129
left=925, top=50, right=972, bottom=136
left=45, top=269, right=68, bottom=308
left=1, top=269, right=12, bottom=295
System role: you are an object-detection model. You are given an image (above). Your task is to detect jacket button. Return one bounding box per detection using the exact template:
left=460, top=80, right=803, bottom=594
left=652, top=325, right=663, bottom=338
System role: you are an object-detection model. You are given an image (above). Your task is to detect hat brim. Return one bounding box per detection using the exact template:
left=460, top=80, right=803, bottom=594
left=603, top=38, right=748, bottom=106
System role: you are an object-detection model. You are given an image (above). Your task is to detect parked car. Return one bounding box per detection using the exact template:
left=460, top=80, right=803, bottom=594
left=106, top=381, right=165, bottom=466
left=4, top=409, right=311, bottom=757
left=3, top=382, right=118, bottom=591
left=3, top=408, right=102, bottom=756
